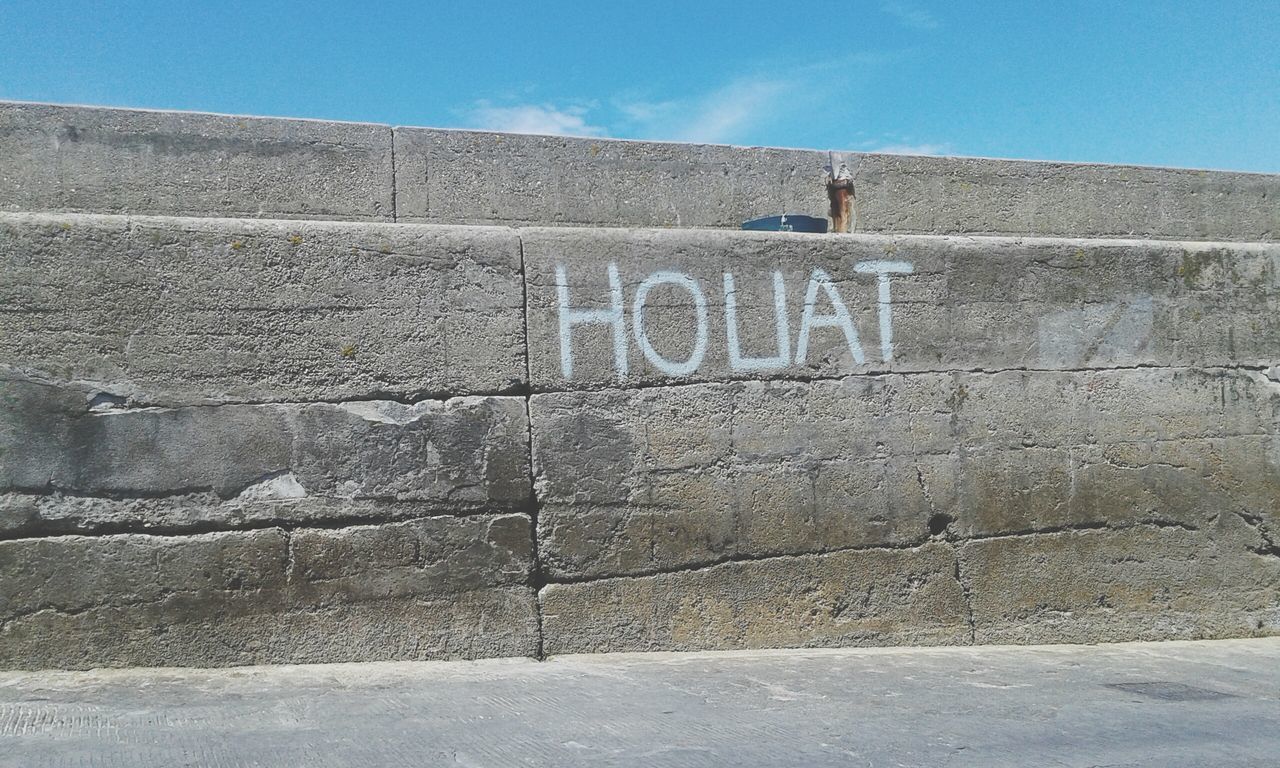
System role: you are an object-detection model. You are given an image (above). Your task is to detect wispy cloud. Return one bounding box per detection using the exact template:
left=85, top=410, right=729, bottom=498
left=616, top=99, right=679, bottom=124
left=880, top=1, right=940, bottom=30
left=608, top=51, right=900, bottom=145
left=869, top=142, right=953, bottom=156
left=462, top=51, right=902, bottom=147
left=666, top=78, right=787, bottom=144
left=466, top=101, right=608, bottom=137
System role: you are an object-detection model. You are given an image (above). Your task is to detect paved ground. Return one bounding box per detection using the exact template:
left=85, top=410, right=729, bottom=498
left=0, top=639, right=1277, bottom=767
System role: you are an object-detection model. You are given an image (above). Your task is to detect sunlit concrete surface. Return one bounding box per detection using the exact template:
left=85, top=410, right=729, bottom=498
left=1, top=638, right=1277, bottom=767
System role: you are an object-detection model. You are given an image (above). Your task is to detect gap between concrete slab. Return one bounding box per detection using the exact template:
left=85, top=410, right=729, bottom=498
left=6, top=361, right=1273, bottom=411
left=534, top=518, right=1207, bottom=589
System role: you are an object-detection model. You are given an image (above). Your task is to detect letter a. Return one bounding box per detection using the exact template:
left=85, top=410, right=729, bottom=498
left=794, top=268, right=865, bottom=365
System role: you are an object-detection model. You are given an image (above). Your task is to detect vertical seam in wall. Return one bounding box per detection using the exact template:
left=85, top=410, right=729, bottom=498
left=953, top=544, right=976, bottom=644
left=284, top=529, right=296, bottom=602
left=389, top=127, right=398, bottom=223
left=517, top=232, right=546, bottom=660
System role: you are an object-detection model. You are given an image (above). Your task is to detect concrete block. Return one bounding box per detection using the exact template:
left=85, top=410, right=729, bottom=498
left=539, top=542, right=971, bottom=655
left=522, top=227, right=1280, bottom=391
left=851, top=154, right=1280, bottom=242
left=289, top=514, right=533, bottom=602
left=0, top=515, right=538, bottom=669
left=0, top=101, right=394, bottom=220
left=4, top=102, right=1275, bottom=239
left=0, top=212, right=525, bottom=403
left=394, top=127, right=823, bottom=229
left=959, top=527, right=1280, bottom=644
left=531, top=368, right=1279, bottom=580
left=0, top=380, right=530, bottom=516
left=394, top=126, right=1279, bottom=241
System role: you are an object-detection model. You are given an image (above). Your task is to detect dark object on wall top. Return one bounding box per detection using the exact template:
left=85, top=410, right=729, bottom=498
left=741, top=214, right=829, bottom=233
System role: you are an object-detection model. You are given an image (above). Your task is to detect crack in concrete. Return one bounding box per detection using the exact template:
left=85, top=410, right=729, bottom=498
left=526, top=362, right=1277, bottom=397
left=1232, top=510, right=1280, bottom=559
left=517, top=232, right=548, bottom=661
left=5, top=210, right=1279, bottom=660
left=953, top=551, right=977, bottom=644
left=0, top=368, right=531, bottom=410
left=537, top=519, right=1210, bottom=588
left=6, top=361, right=1274, bottom=411
left=0, top=507, right=525, bottom=543
left=388, top=125, right=397, bottom=223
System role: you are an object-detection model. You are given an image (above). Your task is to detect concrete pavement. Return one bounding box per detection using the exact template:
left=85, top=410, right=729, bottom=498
left=1, top=638, right=1277, bottom=767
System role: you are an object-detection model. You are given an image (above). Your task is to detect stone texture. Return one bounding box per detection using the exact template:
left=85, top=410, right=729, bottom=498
left=2, top=105, right=1279, bottom=666
left=0, top=515, right=537, bottom=669
left=4, top=640, right=1280, bottom=768
left=0, top=493, right=457, bottom=537
left=394, top=128, right=824, bottom=229
left=539, top=542, right=970, bottom=655
left=3, top=100, right=1275, bottom=239
left=959, top=527, right=1280, bottom=644
left=532, top=368, right=1280, bottom=582
left=0, top=101, right=393, bottom=220
left=0, top=212, right=525, bottom=403
left=0, top=379, right=530, bottom=521
left=851, top=154, right=1280, bottom=242
left=395, top=126, right=1280, bottom=241
left=523, top=226, right=1280, bottom=391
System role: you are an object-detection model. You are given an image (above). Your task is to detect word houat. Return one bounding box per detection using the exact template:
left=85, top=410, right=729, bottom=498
left=555, top=260, right=914, bottom=378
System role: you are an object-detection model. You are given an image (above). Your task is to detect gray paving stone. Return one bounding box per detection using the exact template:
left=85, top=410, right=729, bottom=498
left=3, top=639, right=1279, bottom=768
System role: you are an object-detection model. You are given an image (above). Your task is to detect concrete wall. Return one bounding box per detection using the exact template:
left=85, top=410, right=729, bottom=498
left=1, top=102, right=1278, bottom=669
left=3, top=101, right=1278, bottom=240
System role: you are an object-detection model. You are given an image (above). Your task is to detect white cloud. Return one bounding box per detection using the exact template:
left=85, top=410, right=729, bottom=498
left=466, top=52, right=889, bottom=147
left=671, top=79, right=786, bottom=144
left=615, top=77, right=787, bottom=145
left=466, top=102, right=608, bottom=137
left=615, top=99, right=679, bottom=124
left=870, top=142, right=953, bottom=156
left=880, top=1, right=940, bottom=30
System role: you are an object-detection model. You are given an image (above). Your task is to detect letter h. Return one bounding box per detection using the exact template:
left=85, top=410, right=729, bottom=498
left=556, top=263, right=628, bottom=379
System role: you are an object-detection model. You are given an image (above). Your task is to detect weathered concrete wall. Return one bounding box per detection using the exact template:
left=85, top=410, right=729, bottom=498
left=3, top=208, right=1277, bottom=668
left=1, top=102, right=1278, bottom=669
left=0, top=213, right=525, bottom=403
left=0, top=212, right=537, bottom=668
left=394, top=128, right=1280, bottom=242
left=528, top=228, right=1279, bottom=653
left=522, top=228, right=1279, bottom=389
left=3, top=101, right=1277, bottom=241
left=0, top=103, right=393, bottom=221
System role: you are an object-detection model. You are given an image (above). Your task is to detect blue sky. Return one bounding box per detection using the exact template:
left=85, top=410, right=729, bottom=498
left=1, top=1, right=1277, bottom=172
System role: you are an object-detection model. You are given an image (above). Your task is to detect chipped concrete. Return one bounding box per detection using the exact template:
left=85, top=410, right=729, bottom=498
left=0, top=379, right=530, bottom=509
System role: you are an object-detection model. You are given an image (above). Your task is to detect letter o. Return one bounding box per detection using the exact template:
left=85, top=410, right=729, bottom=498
left=632, top=271, right=709, bottom=376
